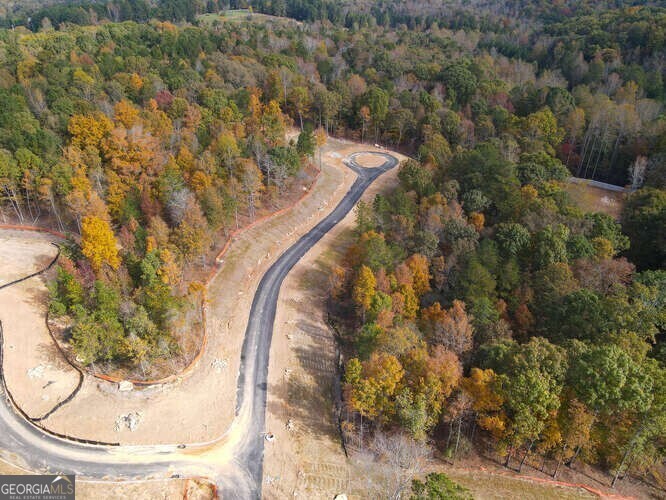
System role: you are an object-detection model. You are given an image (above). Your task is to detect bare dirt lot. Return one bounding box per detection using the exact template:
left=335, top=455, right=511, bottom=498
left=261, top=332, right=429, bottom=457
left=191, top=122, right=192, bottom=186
left=565, top=181, right=625, bottom=219
left=77, top=478, right=215, bottom=500
left=0, top=231, right=80, bottom=418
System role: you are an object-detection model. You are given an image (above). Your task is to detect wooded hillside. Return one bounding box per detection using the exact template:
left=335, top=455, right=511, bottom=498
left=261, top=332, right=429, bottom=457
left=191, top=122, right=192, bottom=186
left=0, top=1, right=664, bottom=490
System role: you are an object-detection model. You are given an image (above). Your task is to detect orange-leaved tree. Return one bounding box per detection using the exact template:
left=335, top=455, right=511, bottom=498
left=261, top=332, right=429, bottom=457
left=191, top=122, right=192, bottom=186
left=420, top=300, right=474, bottom=356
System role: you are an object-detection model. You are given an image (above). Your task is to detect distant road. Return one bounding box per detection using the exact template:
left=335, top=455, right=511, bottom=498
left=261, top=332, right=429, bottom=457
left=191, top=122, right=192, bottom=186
left=568, top=177, right=628, bottom=193
left=0, top=152, right=399, bottom=498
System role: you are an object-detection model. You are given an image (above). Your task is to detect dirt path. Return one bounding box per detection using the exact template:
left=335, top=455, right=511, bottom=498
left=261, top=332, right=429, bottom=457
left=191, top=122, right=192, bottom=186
left=442, top=467, right=596, bottom=499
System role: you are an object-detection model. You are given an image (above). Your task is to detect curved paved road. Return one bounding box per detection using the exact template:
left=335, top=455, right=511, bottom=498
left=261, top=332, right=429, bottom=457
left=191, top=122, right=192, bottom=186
left=228, top=152, right=398, bottom=497
left=0, top=152, right=399, bottom=498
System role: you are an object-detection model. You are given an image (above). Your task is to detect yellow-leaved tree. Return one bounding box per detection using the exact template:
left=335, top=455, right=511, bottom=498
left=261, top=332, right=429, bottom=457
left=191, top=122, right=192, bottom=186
left=405, top=253, right=431, bottom=297
left=114, top=99, right=140, bottom=129
left=315, top=126, right=327, bottom=169
left=81, top=215, right=120, bottom=272
left=352, top=265, right=376, bottom=320
left=67, top=113, right=113, bottom=150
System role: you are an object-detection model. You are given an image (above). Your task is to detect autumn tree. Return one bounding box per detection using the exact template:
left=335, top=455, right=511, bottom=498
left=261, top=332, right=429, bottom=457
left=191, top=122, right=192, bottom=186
left=360, top=105, right=371, bottom=143
left=554, top=398, right=595, bottom=476
left=81, top=215, right=120, bottom=272
left=420, top=300, right=474, bottom=356
left=315, top=126, right=327, bottom=169
left=114, top=99, right=140, bottom=129
left=261, top=100, right=286, bottom=146
left=214, top=131, right=241, bottom=177
left=172, top=197, right=211, bottom=263
left=353, top=265, right=377, bottom=320
left=405, top=254, right=431, bottom=297
left=289, top=86, right=312, bottom=130
left=345, top=352, right=404, bottom=423
left=68, top=113, right=113, bottom=151
left=462, top=368, right=506, bottom=439
left=399, top=345, right=462, bottom=439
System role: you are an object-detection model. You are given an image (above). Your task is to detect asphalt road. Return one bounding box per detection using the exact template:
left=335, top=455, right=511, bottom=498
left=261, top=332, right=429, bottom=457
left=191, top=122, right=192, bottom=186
left=228, top=152, right=398, bottom=497
left=0, top=152, right=399, bottom=498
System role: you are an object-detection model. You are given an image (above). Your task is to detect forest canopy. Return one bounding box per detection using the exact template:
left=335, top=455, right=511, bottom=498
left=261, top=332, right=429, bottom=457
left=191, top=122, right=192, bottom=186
left=0, top=0, right=664, bottom=488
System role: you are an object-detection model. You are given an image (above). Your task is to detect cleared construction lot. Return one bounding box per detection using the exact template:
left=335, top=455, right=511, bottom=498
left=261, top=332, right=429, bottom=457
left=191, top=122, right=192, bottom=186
left=0, top=231, right=80, bottom=419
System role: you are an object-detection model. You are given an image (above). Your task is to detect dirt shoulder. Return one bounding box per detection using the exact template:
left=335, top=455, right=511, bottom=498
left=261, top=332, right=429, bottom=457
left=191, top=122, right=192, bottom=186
left=262, top=151, right=405, bottom=499
left=0, top=231, right=80, bottom=419
left=76, top=478, right=214, bottom=500
left=9, top=138, right=387, bottom=445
